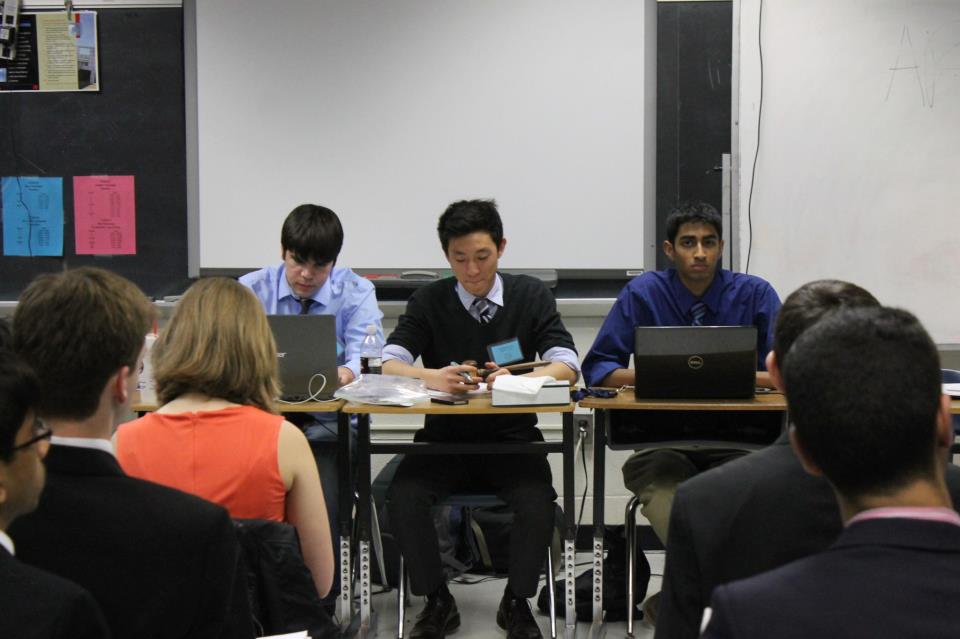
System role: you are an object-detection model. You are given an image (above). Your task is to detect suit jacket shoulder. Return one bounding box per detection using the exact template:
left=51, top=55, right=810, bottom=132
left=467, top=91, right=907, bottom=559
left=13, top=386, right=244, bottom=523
left=10, top=445, right=252, bottom=639
left=703, top=518, right=960, bottom=639
left=0, top=548, right=111, bottom=639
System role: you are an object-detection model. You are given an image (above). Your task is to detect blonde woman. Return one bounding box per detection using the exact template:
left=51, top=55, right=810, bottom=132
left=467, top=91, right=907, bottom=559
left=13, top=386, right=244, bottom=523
left=114, top=277, right=334, bottom=598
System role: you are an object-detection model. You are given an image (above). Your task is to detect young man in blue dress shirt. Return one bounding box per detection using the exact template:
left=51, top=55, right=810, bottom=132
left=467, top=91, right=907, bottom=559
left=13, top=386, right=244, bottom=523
left=239, top=203, right=384, bottom=603
left=580, top=200, right=781, bottom=623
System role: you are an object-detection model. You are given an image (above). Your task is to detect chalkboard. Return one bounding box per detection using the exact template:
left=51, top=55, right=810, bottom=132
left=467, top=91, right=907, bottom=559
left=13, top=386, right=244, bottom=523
left=0, top=8, right=190, bottom=299
left=737, top=0, right=960, bottom=343
left=656, top=1, right=732, bottom=271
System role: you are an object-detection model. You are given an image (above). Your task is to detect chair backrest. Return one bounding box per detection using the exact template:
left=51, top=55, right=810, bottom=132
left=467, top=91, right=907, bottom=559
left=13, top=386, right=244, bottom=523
left=232, top=519, right=340, bottom=639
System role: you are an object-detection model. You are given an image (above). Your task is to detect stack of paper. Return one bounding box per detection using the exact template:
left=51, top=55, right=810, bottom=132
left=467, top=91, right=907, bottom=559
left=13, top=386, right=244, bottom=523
left=491, top=376, right=571, bottom=407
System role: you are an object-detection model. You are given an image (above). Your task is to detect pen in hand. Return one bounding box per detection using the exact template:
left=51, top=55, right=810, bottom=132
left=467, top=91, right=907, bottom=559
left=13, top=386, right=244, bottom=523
left=450, top=361, right=474, bottom=383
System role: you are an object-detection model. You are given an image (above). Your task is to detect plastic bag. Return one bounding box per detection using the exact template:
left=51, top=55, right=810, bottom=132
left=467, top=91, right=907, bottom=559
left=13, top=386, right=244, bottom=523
left=333, top=374, right=429, bottom=406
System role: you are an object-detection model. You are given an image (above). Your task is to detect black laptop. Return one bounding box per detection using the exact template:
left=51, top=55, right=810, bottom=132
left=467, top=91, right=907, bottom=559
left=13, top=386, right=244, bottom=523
left=633, top=326, right=757, bottom=399
left=267, top=315, right=339, bottom=401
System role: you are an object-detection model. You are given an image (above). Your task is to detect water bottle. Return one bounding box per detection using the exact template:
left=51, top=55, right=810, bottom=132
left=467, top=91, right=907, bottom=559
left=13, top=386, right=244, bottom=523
left=360, top=324, right=383, bottom=375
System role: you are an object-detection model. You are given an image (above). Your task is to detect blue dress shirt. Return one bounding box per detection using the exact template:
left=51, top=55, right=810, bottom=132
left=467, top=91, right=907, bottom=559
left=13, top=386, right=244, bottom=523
left=239, top=264, right=384, bottom=379
left=581, top=268, right=781, bottom=386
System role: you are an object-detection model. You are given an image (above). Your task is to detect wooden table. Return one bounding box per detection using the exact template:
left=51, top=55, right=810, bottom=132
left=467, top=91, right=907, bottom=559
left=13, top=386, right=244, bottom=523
left=130, top=391, right=345, bottom=415
left=338, top=397, right=579, bottom=639
left=577, top=391, right=788, bottom=639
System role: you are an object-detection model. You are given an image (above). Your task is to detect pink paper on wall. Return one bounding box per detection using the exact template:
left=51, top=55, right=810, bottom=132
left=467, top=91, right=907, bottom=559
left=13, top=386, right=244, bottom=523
left=73, top=175, right=137, bottom=255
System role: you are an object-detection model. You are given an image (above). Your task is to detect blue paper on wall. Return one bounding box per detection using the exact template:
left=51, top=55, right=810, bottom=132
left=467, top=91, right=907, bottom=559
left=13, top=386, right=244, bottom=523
left=2, top=177, right=65, bottom=256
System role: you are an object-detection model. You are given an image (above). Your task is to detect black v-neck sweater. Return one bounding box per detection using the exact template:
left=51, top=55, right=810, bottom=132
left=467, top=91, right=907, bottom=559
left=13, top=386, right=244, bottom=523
left=388, top=273, right=575, bottom=441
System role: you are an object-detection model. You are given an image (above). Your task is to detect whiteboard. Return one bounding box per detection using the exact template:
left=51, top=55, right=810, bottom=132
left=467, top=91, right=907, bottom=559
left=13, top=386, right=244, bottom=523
left=193, top=0, right=656, bottom=272
left=737, top=0, right=960, bottom=343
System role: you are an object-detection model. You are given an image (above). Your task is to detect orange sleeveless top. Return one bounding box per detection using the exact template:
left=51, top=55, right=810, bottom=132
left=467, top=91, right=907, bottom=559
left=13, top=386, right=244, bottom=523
left=116, top=405, right=287, bottom=522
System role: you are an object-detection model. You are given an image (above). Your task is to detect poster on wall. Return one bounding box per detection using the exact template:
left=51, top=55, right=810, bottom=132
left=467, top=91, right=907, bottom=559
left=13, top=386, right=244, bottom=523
left=0, top=11, right=99, bottom=92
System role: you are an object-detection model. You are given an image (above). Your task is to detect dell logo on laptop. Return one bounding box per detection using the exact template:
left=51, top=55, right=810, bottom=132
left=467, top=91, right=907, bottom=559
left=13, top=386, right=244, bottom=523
left=687, top=355, right=704, bottom=370
left=277, top=352, right=286, bottom=358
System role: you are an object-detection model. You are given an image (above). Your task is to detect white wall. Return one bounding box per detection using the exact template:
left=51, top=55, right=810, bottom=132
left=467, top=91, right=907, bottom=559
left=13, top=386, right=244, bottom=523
left=736, top=0, right=960, bottom=343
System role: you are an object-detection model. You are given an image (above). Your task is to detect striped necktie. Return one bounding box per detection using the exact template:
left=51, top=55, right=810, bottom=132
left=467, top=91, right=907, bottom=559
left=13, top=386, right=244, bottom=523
left=690, top=301, right=707, bottom=326
left=299, top=298, right=315, bottom=315
left=471, top=297, right=493, bottom=324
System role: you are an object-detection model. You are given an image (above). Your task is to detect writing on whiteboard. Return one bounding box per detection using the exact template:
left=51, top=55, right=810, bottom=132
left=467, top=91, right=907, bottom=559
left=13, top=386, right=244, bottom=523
left=885, top=24, right=960, bottom=108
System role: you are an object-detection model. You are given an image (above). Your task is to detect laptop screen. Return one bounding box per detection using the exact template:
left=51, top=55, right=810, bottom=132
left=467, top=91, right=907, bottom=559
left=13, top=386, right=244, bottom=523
left=633, top=326, right=757, bottom=399
left=267, top=315, right=339, bottom=401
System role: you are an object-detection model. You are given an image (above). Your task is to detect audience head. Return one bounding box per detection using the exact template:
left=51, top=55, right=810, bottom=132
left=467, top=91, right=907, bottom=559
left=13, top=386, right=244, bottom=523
left=770, top=280, right=879, bottom=376
left=13, top=268, right=154, bottom=422
left=784, top=306, right=946, bottom=502
left=153, top=277, right=280, bottom=413
left=437, top=199, right=506, bottom=298
left=664, top=200, right=722, bottom=245
left=281, top=204, right=343, bottom=300
left=0, top=353, right=49, bottom=529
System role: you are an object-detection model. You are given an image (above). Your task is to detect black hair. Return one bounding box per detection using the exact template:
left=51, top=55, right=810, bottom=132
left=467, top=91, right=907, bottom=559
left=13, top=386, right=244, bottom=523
left=0, top=352, right=39, bottom=463
left=436, top=199, right=504, bottom=253
left=773, top=280, right=879, bottom=367
left=664, top=201, right=722, bottom=244
left=280, top=204, right=344, bottom=266
left=783, top=306, right=942, bottom=499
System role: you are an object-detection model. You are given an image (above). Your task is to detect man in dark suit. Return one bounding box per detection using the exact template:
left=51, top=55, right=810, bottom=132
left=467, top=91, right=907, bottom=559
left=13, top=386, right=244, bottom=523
left=0, top=349, right=110, bottom=639
left=657, top=281, right=960, bottom=639
left=702, top=306, right=960, bottom=639
left=9, top=268, right=254, bottom=639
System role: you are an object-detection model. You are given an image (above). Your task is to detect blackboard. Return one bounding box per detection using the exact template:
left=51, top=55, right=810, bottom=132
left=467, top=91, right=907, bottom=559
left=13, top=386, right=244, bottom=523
left=656, top=1, right=732, bottom=271
left=0, top=8, right=190, bottom=299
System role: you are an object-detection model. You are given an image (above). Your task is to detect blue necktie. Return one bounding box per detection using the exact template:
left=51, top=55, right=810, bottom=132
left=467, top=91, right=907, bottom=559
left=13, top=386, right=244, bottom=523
left=690, top=301, right=707, bottom=326
left=472, top=297, right=493, bottom=324
left=299, top=298, right=315, bottom=315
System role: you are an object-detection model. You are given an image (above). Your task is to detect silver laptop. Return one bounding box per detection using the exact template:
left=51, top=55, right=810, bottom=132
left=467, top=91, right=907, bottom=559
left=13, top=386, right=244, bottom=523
left=267, top=315, right=339, bottom=401
left=633, top=326, right=757, bottom=399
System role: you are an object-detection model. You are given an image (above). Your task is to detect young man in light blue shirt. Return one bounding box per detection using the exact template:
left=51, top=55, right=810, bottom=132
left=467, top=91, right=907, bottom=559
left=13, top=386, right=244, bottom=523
left=240, top=203, right=383, bottom=604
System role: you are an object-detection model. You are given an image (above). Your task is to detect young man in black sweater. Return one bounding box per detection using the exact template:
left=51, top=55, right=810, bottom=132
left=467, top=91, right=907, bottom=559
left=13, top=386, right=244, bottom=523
left=383, top=199, right=580, bottom=639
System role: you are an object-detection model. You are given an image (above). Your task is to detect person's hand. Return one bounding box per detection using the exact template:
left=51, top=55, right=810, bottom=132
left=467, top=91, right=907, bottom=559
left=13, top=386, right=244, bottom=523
left=337, top=366, right=355, bottom=387
left=484, top=362, right=511, bottom=390
left=423, top=364, right=480, bottom=393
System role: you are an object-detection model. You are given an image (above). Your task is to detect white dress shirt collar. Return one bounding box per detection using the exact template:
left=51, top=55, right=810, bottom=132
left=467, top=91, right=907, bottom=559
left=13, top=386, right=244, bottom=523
left=0, top=529, right=14, bottom=556
left=50, top=435, right=115, bottom=457
left=455, top=273, right=504, bottom=310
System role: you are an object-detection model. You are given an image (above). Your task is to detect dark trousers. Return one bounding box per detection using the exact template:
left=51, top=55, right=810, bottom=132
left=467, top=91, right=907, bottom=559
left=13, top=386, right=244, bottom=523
left=386, top=451, right=556, bottom=598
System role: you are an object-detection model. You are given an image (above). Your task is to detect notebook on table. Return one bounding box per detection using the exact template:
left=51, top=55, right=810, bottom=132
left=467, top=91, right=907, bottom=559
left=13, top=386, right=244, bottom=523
left=633, top=325, right=758, bottom=400
left=267, top=314, right=339, bottom=401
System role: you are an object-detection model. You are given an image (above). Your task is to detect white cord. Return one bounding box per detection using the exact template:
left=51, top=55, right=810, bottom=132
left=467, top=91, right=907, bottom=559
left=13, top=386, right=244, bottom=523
left=276, top=372, right=341, bottom=405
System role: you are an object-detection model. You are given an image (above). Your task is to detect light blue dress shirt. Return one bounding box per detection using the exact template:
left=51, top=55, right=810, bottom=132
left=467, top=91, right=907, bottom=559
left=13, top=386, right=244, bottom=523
left=239, top=264, right=384, bottom=379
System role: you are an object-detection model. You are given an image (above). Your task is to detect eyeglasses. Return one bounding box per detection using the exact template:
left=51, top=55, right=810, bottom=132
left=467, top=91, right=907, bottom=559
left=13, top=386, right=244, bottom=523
left=13, top=419, right=53, bottom=453
left=570, top=387, right=619, bottom=402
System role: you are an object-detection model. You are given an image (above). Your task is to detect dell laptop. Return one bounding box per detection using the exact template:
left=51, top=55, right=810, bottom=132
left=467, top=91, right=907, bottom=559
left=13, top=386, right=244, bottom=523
left=633, top=326, right=757, bottom=399
left=267, top=314, right=339, bottom=401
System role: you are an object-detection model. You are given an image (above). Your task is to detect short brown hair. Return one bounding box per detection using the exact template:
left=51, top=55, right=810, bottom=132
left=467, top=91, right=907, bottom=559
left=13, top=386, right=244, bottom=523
left=13, top=268, right=154, bottom=420
left=153, top=278, right=279, bottom=413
